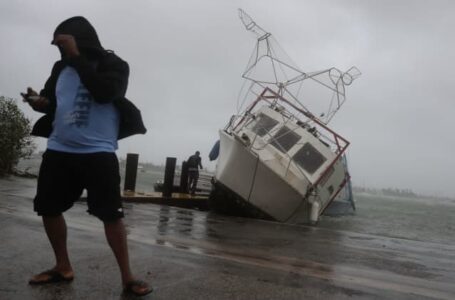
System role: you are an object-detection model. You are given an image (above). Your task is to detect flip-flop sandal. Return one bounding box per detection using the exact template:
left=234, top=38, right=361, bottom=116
left=123, top=280, right=153, bottom=296
left=29, top=270, right=74, bottom=285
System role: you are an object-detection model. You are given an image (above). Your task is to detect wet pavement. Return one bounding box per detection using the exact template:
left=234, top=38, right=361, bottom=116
left=1, top=176, right=455, bottom=299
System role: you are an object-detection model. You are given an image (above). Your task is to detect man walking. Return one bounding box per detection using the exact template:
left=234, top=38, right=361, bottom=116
left=22, top=16, right=151, bottom=296
left=187, top=151, right=203, bottom=195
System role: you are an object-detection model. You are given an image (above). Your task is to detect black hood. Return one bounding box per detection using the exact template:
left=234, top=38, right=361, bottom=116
left=54, top=16, right=104, bottom=56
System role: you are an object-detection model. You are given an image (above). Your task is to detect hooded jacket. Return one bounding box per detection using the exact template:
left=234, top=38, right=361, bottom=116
left=31, top=16, right=146, bottom=140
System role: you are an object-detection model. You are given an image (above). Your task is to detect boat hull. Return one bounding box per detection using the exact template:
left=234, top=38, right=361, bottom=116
left=212, top=130, right=315, bottom=223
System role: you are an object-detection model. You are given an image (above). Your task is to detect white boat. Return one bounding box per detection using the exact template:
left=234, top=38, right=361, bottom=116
left=209, top=10, right=360, bottom=224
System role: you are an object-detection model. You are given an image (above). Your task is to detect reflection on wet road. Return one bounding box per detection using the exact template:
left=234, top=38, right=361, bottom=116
left=1, top=177, right=455, bottom=300
left=122, top=204, right=455, bottom=299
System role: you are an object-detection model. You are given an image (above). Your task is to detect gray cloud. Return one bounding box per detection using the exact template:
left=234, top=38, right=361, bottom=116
left=1, top=0, right=454, bottom=197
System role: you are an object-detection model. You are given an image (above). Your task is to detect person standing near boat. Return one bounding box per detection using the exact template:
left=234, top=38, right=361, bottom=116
left=21, top=16, right=151, bottom=296
left=187, top=151, right=203, bottom=195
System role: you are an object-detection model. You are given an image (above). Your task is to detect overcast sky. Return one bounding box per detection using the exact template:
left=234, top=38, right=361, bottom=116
left=1, top=0, right=454, bottom=197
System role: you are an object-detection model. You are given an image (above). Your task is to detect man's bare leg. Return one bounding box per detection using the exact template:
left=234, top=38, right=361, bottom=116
left=29, top=215, right=74, bottom=283
left=104, top=219, right=151, bottom=294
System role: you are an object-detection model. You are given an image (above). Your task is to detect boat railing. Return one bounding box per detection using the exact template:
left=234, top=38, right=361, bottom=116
left=230, top=87, right=350, bottom=191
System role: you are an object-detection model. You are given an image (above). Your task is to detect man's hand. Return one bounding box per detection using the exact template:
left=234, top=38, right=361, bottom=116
left=21, top=87, right=49, bottom=111
left=52, top=34, right=80, bottom=58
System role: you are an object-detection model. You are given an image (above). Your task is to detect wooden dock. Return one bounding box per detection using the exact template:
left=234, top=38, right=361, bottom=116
left=121, top=190, right=209, bottom=210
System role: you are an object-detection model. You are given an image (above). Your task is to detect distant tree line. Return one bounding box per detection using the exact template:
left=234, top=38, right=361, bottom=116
left=118, top=158, right=164, bottom=172
left=352, top=186, right=417, bottom=198
left=352, top=186, right=455, bottom=201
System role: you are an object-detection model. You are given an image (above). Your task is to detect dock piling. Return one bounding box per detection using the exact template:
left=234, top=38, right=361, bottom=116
left=162, top=157, right=177, bottom=197
left=180, top=160, right=189, bottom=193
left=124, top=153, right=139, bottom=192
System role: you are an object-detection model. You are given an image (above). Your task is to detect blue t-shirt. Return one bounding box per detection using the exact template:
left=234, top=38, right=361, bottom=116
left=47, top=66, right=119, bottom=153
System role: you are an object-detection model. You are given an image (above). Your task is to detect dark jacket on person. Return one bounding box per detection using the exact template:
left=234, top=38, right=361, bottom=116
left=187, top=155, right=202, bottom=172
left=31, top=16, right=146, bottom=140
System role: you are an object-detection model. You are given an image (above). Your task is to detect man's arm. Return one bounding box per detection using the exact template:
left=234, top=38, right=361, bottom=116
left=53, top=34, right=129, bottom=104
left=21, top=91, right=49, bottom=113
left=21, top=60, right=63, bottom=114
left=35, top=61, right=63, bottom=114
left=67, top=55, right=129, bottom=103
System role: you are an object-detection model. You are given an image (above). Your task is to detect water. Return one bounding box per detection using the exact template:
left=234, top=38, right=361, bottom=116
left=16, top=154, right=164, bottom=193
left=15, top=156, right=455, bottom=245
left=318, top=193, right=455, bottom=245
left=132, top=168, right=164, bottom=192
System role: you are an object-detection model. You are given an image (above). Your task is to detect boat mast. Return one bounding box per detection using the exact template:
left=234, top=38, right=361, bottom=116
left=237, top=9, right=361, bottom=125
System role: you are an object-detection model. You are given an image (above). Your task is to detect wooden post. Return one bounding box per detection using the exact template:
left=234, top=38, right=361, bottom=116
left=180, top=161, right=189, bottom=193
left=124, top=153, right=139, bottom=192
left=162, top=157, right=177, bottom=197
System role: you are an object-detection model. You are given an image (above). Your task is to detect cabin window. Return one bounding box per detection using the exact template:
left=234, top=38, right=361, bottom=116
left=251, top=114, right=279, bottom=137
left=293, top=143, right=327, bottom=174
left=270, top=127, right=300, bottom=153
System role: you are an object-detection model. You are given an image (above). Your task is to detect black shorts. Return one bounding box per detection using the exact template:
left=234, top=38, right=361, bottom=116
left=34, top=150, right=124, bottom=222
